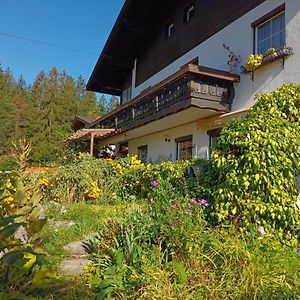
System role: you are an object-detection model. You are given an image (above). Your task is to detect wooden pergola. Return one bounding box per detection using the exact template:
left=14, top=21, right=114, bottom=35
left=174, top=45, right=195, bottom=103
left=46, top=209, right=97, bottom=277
left=66, top=128, right=117, bottom=156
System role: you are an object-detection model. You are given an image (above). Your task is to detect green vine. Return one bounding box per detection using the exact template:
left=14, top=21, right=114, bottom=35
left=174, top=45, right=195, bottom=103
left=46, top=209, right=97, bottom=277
left=210, top=84, right=300, bottom=244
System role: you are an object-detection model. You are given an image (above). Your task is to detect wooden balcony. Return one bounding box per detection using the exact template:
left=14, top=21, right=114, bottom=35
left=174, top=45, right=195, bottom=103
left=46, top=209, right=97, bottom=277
left=92, top=64, right=240, bottom=132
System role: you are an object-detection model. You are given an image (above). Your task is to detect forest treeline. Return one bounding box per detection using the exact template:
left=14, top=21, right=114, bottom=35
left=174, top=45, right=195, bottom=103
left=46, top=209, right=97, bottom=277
left=0, top=65, right=119, bottom=162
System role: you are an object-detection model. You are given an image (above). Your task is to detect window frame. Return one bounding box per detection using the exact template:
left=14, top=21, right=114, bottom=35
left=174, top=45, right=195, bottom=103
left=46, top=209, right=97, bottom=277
left=121, top=85, right=132, bottom=105
left=207, top=128, right=222, bottom=147
left=118, top=142, right=128, bottom=158
left=137, top=145, right=148, bottom=163
left=251, top=4, right=285, bottom=54
left=175, top=135, right=193, bottom=161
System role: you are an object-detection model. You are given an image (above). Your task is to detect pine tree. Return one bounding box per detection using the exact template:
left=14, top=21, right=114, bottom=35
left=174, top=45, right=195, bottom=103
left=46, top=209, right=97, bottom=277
left=99, top=94, right=107, bottom=114
left=106, top=95, right=120, bottom=112
left=12, top=76, right=28, bottom=142
left=0, top=66, right=16, bottom=154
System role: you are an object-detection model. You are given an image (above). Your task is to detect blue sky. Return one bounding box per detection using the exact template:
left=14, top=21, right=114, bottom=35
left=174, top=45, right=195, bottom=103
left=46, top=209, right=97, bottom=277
left=0, top=0, right=124, bottom=86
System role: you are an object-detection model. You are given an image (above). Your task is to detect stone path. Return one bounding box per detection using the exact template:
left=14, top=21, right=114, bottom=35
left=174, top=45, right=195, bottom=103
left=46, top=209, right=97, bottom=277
left=60, top=240, right=92, bottom=276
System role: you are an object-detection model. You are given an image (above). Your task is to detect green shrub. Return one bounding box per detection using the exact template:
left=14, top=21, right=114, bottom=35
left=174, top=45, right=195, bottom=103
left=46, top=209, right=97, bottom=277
left=209, top=84, right=300, bottom=243
left=0, top=156, right=18, bottom=172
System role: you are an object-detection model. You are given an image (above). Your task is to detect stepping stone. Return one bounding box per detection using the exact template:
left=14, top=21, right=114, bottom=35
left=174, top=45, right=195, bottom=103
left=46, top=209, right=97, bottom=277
left=60, top=258, right=91, bottom=276
left=51, top=220, right=76, bottom=229
left=64, top=240, right=92, bottom=257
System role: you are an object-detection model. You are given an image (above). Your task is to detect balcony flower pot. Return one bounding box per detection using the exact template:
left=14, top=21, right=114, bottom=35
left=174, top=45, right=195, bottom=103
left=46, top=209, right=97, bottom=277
left=241, top=46, right=294, bottom=80
left=262, top=46, right=293, bottom=65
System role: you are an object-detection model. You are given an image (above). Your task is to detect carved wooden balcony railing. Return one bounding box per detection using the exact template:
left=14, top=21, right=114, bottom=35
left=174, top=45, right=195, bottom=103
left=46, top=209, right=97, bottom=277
left=91, top=64, right=240, bottom=131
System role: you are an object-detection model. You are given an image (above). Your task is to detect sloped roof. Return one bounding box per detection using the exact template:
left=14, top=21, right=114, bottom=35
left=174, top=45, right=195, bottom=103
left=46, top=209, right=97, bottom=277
left=72, top=115, right=99, bottom=131
left=86, top=0, right=175, bottom=95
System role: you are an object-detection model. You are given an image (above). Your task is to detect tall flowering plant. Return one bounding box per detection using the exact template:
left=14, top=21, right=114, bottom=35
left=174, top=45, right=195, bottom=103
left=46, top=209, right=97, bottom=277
left=223, top=43, right=241, bottom=74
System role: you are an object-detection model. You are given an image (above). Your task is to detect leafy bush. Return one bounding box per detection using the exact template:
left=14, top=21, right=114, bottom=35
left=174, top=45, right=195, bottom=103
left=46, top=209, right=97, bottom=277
left=0, top=173, right=55, bottom=298
left=209, top=84, right=300, bottom=243
left=0, top=156, right=18, bottom=172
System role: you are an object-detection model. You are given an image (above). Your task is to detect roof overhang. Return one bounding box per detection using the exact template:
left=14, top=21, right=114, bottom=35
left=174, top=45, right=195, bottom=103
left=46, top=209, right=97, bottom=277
left=86, top=0, right=176, bottom=95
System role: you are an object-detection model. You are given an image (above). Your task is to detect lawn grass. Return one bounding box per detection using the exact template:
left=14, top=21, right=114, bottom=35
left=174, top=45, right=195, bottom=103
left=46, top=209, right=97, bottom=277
left=39, top=201, right=142, bottom=269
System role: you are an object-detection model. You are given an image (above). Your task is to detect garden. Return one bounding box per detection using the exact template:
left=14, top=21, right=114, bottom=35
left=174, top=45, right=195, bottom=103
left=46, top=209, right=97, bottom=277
left=1, top=84, right=300, bottom=299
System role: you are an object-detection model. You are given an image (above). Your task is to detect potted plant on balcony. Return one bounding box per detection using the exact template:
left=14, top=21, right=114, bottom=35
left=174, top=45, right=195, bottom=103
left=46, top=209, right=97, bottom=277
left=223, top=43, right=241, bottom=74
left=244, top=54, right=264, bottom=72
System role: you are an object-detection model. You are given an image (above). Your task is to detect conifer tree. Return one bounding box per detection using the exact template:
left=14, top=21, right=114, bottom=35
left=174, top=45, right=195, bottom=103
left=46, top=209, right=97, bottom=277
left=0, top=66, right=16, bottom=154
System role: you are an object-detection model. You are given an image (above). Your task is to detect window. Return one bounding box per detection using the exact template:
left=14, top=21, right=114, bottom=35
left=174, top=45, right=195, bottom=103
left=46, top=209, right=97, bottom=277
left=252, top=5, right=285, bottom=54
left=176, top=135, right=193, bottom=160
left=207, top=128, right=222, bottom=157
left=118, top=142, right=128, bottom=158
left=121, top=85, right=132, bottom=104
left=184, top=3, right=195, bottom=23
left=166, top=22, right=175, bottom=38
left=138, top=145, right=148, bottom=163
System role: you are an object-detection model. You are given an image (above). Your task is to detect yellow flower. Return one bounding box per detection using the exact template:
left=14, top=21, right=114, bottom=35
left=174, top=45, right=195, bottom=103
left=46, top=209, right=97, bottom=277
left=84, top=181, right=102, bottom=199
left=245, top=54, right=263, bottom=71
left=6, top=181, right=13, bottom=189
left=39, top=178, right=49, bottom=187
left=4, top=195, right=14, bottom=209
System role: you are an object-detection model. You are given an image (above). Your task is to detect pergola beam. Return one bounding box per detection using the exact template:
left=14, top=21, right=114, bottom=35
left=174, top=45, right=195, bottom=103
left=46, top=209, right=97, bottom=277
left=90, top=132, right=95, bottom=157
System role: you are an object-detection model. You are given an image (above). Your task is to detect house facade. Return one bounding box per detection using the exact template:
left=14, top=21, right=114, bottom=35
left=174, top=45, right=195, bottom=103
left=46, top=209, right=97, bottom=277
left=86, top=0, right=300, bottom=163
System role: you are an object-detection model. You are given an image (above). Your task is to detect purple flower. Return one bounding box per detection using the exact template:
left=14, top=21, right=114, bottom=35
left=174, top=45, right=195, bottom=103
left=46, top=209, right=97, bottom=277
left=170, top=203, right=177, bottom=209
left=190, top=197, right=196, bottom=205
left=198, top=199, right=209, bottom=207
left=151, top=179, right=158, bottom=187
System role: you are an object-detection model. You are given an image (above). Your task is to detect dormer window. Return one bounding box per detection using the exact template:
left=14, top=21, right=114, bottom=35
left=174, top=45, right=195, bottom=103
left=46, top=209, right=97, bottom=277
left=184, top=3, right=195, bottom=23
left=166, top=22, right=174, bottom=38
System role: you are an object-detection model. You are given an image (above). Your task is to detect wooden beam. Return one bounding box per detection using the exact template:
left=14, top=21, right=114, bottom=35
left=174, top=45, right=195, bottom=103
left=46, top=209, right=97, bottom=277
left=90, top=132, right=94, bottom=157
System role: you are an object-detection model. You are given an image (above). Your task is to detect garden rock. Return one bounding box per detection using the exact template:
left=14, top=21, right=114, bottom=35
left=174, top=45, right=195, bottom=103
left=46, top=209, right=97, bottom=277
left=14, top=226, right=29, bottom=243
left=51, top=220, right=76, bottom=229
left=64, top=240, right=92, bottom=257
left=60, top=258, right=91, bottom=276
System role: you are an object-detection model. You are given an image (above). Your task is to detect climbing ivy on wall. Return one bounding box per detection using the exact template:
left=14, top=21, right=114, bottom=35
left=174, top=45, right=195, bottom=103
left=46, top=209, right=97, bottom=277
left=210, top=84, right=300, bottom=242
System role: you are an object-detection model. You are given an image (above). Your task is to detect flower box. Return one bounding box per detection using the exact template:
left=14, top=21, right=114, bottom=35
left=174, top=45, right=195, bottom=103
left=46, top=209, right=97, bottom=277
left=241, top=46, right=293, bottom=76
left=261, top=46, right=293, bottom=65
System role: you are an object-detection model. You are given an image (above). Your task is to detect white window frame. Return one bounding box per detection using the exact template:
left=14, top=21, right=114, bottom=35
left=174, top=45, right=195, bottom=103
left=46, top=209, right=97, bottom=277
left=255, top=12, right=285, bottom=54
left=176, top=135, right=193, bottom=161
left=137, top=145, right=148, bottom=163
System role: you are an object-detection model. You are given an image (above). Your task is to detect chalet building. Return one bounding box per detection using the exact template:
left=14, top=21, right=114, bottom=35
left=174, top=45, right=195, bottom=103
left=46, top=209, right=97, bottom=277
left=85, top=0, right=300, bottom=163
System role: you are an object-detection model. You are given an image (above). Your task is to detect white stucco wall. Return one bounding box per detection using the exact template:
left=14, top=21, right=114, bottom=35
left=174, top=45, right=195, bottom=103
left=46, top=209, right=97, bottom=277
left=128, top=121, right=209, bottom=163
left=112, top=0, right=300, bottom=163
left=132, top=0, right=300, bottom=112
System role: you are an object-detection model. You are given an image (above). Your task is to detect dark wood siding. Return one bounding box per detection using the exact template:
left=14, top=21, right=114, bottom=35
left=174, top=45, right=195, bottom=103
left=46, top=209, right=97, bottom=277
left=135, top=0, right=265, bottom=86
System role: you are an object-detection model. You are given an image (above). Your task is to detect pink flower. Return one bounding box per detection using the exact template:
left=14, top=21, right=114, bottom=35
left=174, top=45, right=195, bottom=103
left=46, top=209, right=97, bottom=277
left=198, top=199, right=209, bottom=207
left=190, top=197, right=196, bottom=205
left=170, top=203, right=177, bottom=209
left=151, top=179, right=158, bottom=187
